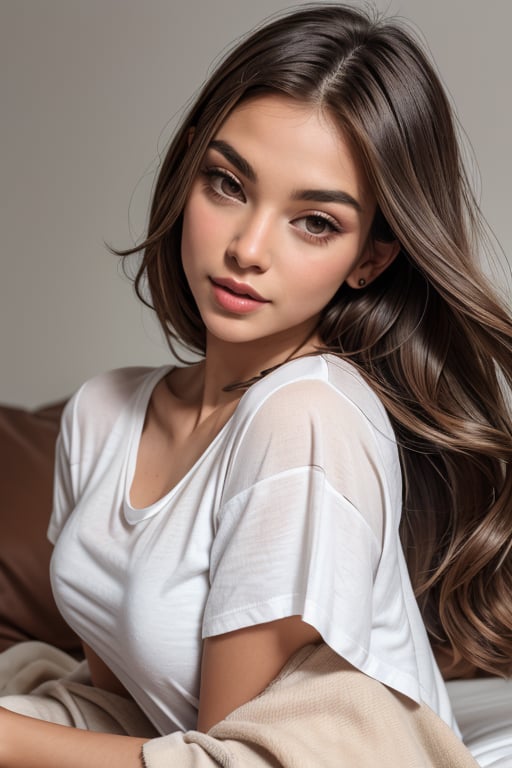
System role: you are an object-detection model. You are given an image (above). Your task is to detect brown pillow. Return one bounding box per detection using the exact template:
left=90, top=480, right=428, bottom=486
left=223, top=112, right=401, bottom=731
left=0, top=400, right=82, bottom=655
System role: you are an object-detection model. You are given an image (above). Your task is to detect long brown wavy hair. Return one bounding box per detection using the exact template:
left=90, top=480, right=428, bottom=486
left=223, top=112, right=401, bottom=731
left=120, top=4, right=512, bottom=677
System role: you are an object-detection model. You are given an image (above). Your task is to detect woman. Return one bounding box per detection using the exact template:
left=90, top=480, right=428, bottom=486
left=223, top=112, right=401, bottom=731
left=0, top=4, right=510, bottom=767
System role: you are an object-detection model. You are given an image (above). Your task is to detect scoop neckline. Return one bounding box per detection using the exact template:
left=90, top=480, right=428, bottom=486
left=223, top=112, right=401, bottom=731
left=123, top=355, right=331, bottom=523
left=123, top=365, right=244, bottom=522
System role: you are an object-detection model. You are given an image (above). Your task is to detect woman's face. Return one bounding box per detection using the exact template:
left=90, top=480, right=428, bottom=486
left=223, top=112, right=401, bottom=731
left=181, top=94, right=378, bottom=357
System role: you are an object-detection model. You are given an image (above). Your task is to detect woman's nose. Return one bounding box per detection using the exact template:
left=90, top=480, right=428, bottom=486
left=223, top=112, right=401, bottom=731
left=226, top=210, right=273, bottom=271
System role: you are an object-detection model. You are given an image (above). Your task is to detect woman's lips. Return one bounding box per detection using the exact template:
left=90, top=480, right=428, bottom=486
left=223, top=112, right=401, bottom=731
left=210, top=277, right=270, bottom=314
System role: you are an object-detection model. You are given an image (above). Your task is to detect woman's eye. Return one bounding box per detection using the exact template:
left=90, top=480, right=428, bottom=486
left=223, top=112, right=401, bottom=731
left=217, top=175, right=242, bottom=198
left=294, top=215, right=340, bottom=240
left=204, top=169, right=245, bottom=201
left=305, top=216, right=331, bottom=235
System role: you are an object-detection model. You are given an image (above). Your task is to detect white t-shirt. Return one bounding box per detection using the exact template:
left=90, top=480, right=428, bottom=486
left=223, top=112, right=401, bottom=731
left=48, top=354, right=457, bottom=735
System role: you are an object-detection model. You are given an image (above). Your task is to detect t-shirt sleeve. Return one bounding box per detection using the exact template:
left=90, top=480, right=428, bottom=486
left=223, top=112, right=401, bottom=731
left=202, top=378, right=400, bottom=668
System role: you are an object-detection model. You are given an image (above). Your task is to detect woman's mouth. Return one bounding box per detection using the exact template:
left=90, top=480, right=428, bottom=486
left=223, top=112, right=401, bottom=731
left=210, top=277, right=269, bottom=314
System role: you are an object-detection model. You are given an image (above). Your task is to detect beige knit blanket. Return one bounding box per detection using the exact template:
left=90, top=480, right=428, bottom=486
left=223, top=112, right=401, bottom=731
left=0, top=641, right=478, bottom=767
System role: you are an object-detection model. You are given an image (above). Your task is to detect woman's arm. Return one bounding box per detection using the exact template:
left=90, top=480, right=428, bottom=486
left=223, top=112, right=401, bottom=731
left=0, top=616, right=320, bottom=767
left=0, top=711, right=147, bottom=768
left=197, top=615, right=321, bottom=732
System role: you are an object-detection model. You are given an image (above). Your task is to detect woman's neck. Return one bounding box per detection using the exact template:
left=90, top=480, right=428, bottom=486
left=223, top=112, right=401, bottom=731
left=199, top=330, right=322, bottom=405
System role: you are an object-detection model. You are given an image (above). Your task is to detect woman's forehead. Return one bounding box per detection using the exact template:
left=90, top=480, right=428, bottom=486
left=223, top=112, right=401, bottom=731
left=208, top=94, right=374, bottom=215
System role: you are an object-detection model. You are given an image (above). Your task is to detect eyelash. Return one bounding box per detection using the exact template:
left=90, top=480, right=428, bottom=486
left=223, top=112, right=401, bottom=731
left=200, top=166, right=343, bottom=245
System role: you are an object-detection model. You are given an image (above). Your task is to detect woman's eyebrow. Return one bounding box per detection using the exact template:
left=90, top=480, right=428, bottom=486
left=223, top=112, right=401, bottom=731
left=292, top=189, right=363, bottom=212
left=208, top=139, right=362, bottom=212
left=208, top=140, right=256, bottom=182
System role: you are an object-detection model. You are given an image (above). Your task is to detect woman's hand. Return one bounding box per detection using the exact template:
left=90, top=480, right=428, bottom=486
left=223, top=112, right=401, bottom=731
left=0, top=706, right=148, bottom=768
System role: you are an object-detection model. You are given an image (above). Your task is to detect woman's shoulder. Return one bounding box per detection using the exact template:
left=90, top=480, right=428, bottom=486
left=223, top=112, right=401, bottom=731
left=60, top=365, right=172, bottom=446
left=234, top=353, right=393, bottom=438
left=221, top=353, right=399, bottom=507
left=75, top=365, right=170, bottom=407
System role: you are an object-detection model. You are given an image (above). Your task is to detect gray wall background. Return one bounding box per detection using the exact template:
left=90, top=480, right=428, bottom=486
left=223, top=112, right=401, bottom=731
left=1, top=0, right=511, bottom=407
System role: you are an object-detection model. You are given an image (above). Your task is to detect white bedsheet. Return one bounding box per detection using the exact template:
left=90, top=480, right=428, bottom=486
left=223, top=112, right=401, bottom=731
left=448, top=677, right=512, bottom=767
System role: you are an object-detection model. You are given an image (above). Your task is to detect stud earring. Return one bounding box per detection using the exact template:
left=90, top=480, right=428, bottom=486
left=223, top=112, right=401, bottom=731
left=358, top=278, right=366, bottom=287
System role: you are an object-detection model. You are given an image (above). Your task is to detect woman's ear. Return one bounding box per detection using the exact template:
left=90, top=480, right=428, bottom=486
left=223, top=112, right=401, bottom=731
left=345, top=238, right=400, bottom=289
